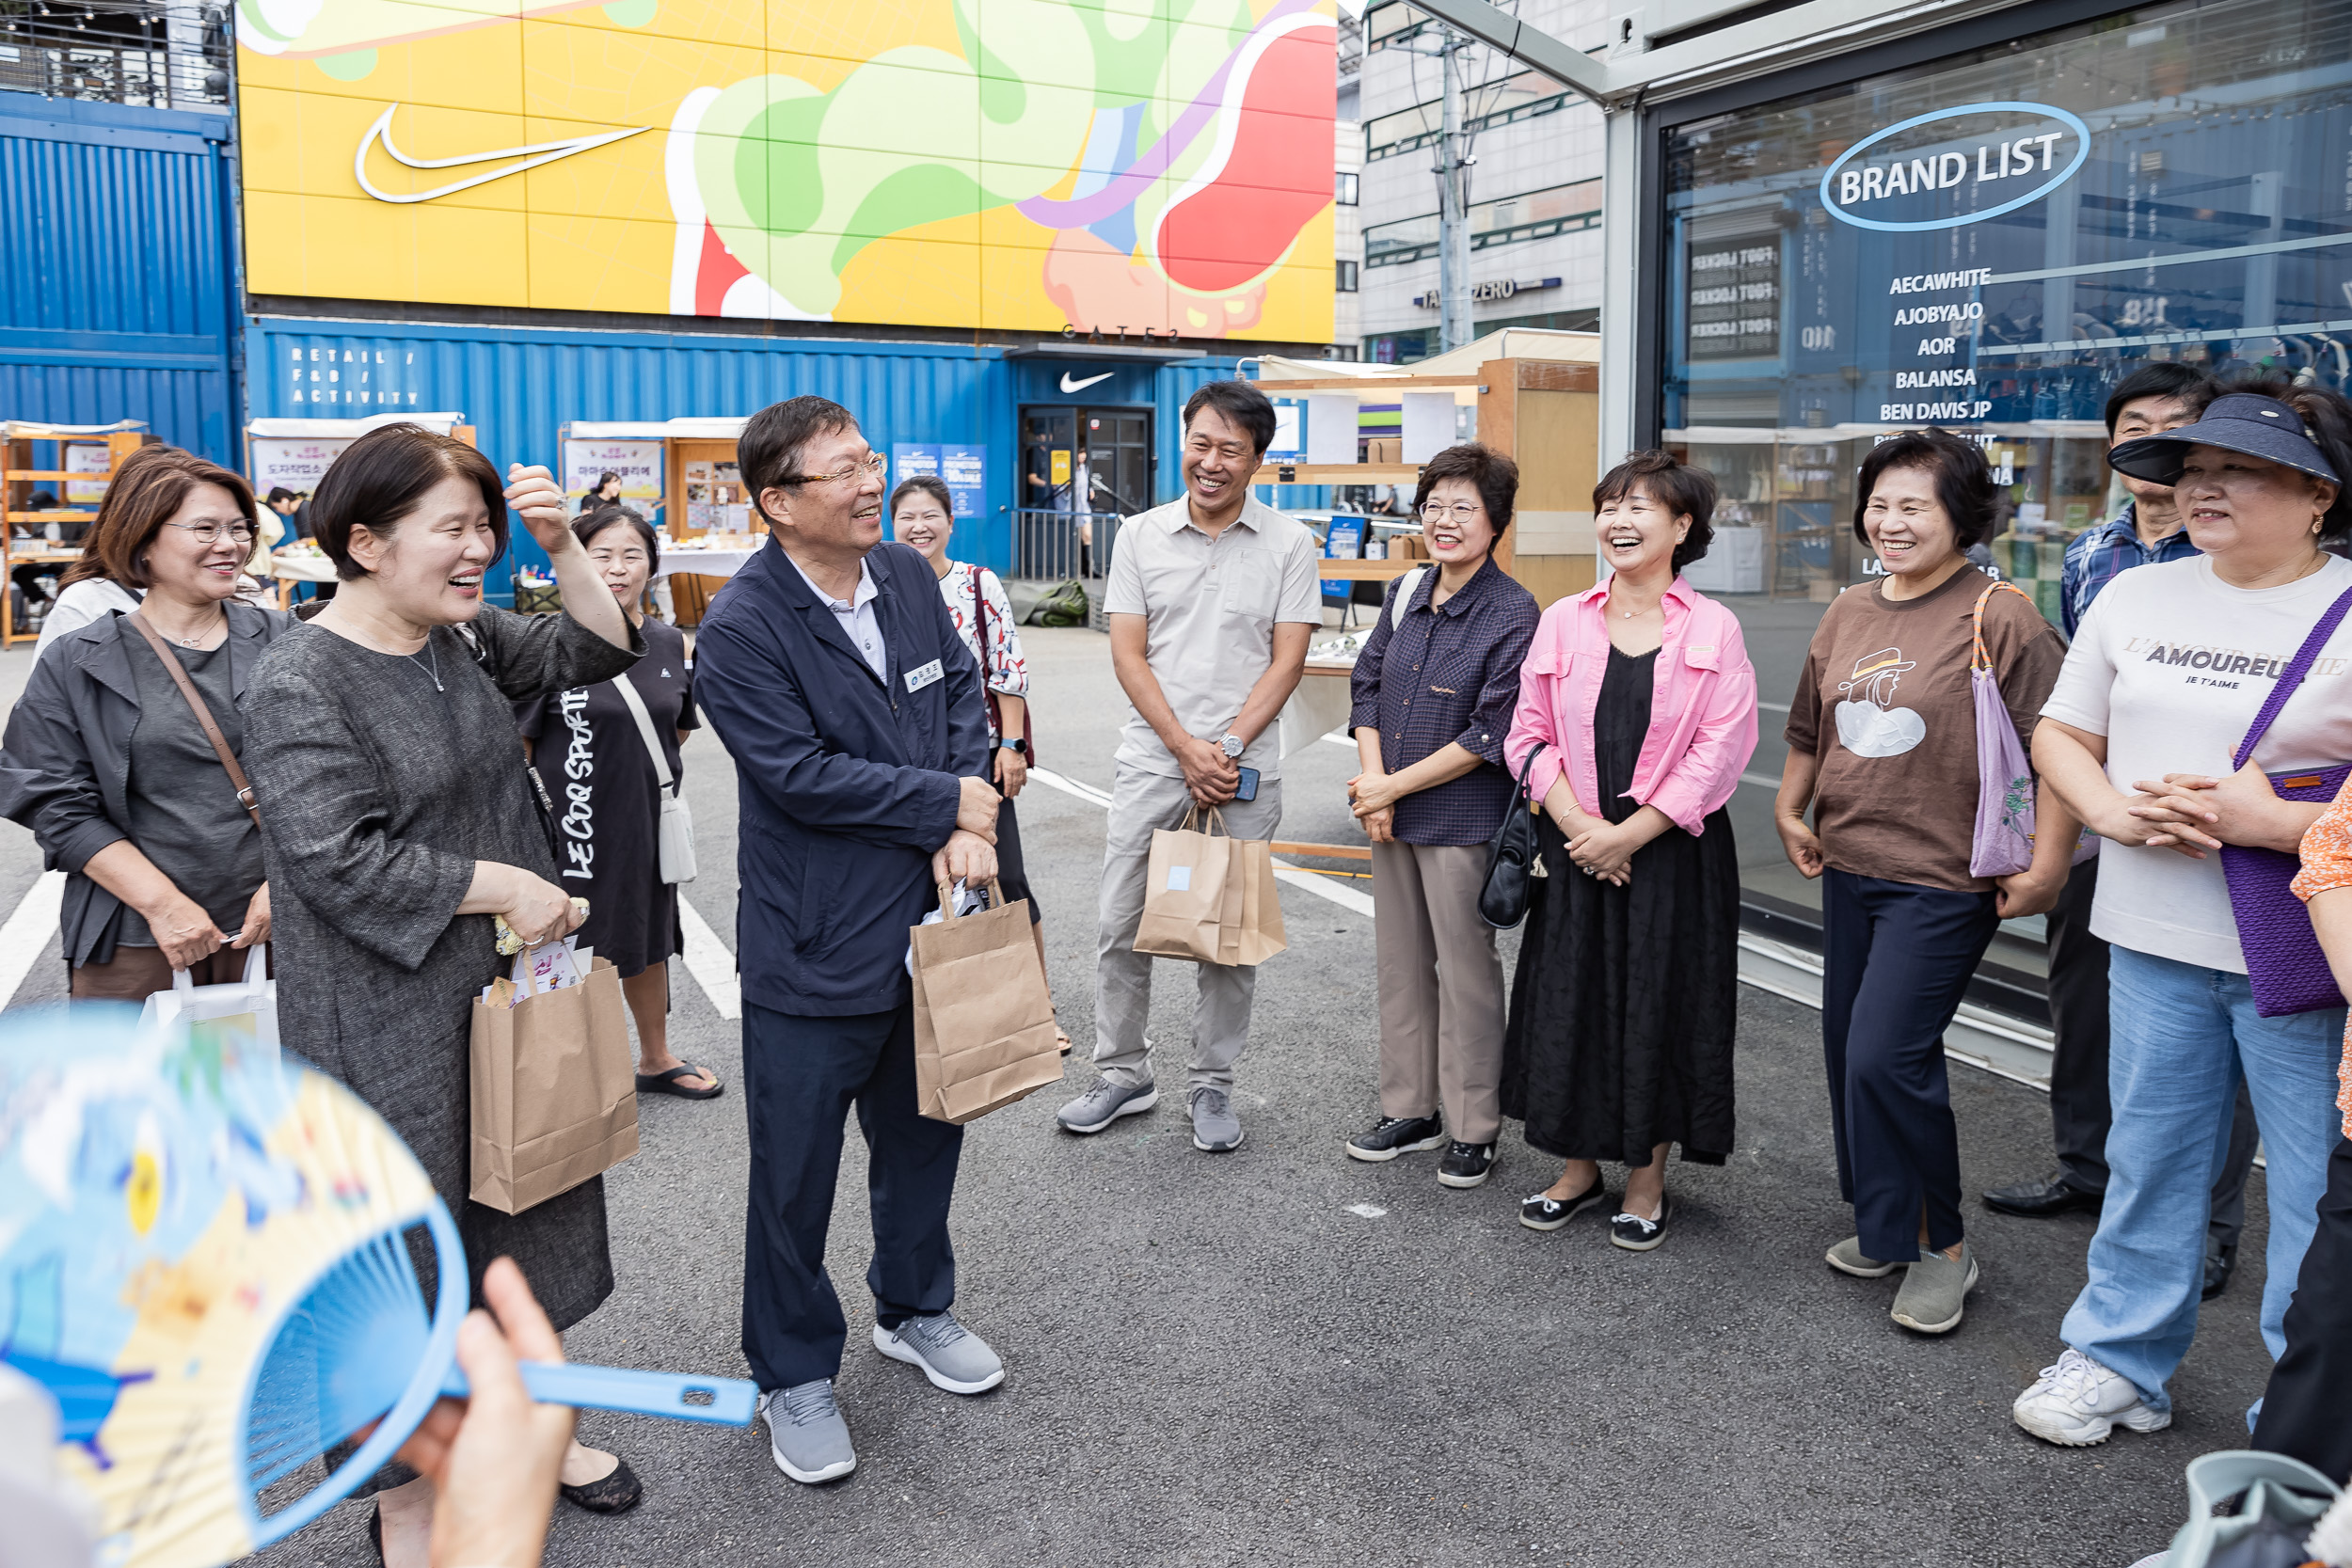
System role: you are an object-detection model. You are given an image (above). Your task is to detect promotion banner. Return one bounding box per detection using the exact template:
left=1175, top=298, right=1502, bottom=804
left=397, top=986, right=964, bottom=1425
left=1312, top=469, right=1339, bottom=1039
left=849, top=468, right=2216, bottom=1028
left=890, top=444, right=984, bottom=523
left=64, top=443, right=111, bottom=504
left=248, top=437, right=355, bottom=499
left=563, top=441, right=665, bottom=516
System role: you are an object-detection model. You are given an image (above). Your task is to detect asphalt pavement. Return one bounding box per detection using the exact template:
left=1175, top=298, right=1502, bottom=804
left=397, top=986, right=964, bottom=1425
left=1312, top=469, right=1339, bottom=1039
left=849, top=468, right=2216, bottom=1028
left=0, top=621, right=2282, bottom=1568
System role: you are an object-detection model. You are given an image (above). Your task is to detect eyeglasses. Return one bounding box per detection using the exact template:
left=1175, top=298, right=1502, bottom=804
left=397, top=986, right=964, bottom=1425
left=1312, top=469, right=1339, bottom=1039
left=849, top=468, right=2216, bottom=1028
left=162, top=520, right=256, bottom=546
left=1418, top=501, right=1485, bottom=523
left=785, top=453, right=887, bottom=486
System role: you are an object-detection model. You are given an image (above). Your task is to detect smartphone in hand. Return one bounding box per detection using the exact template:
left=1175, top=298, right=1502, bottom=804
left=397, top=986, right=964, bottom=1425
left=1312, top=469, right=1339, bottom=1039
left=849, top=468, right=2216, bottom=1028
left=1233, top=766, right=1260, bottom=802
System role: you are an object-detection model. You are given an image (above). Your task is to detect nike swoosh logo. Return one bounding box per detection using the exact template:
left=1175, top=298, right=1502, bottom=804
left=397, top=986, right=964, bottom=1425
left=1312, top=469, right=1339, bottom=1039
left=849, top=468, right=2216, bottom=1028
left=1059, top=371, right=1117, bottom=394
left=354, top=104, right=649, bottom=205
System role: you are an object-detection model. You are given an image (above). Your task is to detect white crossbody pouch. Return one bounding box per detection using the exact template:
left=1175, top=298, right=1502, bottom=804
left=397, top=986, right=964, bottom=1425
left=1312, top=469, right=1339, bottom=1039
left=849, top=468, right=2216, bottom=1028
left=611, top=674, right=698, bottom=884
left=1387, top=565, right=1430, bottom=631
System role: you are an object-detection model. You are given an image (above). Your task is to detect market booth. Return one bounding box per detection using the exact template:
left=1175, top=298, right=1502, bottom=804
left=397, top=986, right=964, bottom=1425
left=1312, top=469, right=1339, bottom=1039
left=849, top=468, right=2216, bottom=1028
left=3, top=420, right=151, bottom=647
left=559, top=419, right=763, bottom=624
left=245, top=414, right=470, bottom=600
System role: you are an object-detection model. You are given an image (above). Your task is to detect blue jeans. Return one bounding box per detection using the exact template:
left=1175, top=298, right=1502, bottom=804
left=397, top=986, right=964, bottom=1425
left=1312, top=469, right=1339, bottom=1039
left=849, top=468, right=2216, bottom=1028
left=2059, top=945, right=2344, bottom=1416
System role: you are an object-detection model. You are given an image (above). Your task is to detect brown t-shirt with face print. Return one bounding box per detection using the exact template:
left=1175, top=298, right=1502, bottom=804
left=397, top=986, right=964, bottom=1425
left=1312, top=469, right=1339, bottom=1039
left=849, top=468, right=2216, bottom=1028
left=1783, top=565, right=2068, bottom=893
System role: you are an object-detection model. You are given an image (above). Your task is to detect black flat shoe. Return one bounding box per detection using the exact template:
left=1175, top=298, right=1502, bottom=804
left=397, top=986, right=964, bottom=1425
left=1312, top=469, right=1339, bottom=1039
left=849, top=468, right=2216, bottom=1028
left=1981, top=1173, right=2102, bottom=1218
left=1519, top=1177, right=1608, bottom=1232
left=2203, top=1237, right=2238, bottom=1300
left=560, top=1455, right=644, bottom=1515
left=1610, top=1193, right=1673, bottom=1252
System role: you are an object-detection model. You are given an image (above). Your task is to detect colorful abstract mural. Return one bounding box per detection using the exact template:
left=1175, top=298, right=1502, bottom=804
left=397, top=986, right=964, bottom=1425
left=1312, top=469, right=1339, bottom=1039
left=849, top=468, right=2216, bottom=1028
left=234, top=0, right=1338, bottom=340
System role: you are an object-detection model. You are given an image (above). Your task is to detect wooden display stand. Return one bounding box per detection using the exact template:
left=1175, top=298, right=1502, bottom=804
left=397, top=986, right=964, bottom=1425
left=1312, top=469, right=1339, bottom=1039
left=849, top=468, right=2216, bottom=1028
left=4, top=427, right=149, bottom=648
left=665, top=437, right=761, bottom=626
left=1248, top=357, right=1600, bottom=869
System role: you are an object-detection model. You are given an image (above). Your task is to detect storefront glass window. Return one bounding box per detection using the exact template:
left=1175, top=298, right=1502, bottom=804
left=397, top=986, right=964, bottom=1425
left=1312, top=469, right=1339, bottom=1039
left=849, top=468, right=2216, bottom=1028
left=1660, top=0, right=2352, bottom=980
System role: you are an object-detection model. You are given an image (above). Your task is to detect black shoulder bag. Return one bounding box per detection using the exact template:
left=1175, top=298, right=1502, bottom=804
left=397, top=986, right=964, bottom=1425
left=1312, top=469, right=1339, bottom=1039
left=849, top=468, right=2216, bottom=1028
left=1478, top=744, right=1549, bottom=929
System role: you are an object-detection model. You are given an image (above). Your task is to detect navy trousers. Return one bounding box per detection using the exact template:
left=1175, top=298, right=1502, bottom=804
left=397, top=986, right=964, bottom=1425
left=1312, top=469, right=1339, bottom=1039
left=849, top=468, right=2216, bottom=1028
left=1820, top=868, right=2001, bottom=1262
left=740, top=999, right=964, bottom=1391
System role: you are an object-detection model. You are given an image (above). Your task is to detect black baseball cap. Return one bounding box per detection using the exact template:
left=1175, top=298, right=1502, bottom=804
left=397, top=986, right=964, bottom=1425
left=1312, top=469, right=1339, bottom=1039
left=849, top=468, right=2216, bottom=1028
left=2108, top=391, right=2342, bottom=486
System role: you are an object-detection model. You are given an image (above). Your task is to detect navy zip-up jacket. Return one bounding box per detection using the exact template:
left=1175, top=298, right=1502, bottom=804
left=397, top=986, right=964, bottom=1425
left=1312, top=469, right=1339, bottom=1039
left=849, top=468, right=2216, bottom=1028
left=693, top=537, right=991, bottom=1016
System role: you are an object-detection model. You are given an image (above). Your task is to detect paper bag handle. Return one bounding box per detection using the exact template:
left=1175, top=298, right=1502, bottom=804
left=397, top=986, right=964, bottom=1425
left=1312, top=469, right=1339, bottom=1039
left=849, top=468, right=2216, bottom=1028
left=1178, top=803, right=1232, bottom=838
left=935, top=879, right=1007, bottom=919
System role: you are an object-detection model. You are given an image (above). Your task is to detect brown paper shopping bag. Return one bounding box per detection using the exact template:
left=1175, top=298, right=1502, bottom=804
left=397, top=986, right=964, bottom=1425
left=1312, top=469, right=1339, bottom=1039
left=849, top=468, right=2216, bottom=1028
left=470, top=955, right=640, bottom=1215
left=1132, top=805, right=1241, bottom=963
left=1229, top=834, right=1289, bottom=965
left=910, top=881, right=1063, bottom=1124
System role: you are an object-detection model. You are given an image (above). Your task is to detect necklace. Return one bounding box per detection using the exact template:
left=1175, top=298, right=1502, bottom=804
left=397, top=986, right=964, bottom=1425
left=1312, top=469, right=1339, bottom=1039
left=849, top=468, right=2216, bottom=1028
left=410, top=639, right=443, bottom=692
left=161, top=608, right=227, bottom=647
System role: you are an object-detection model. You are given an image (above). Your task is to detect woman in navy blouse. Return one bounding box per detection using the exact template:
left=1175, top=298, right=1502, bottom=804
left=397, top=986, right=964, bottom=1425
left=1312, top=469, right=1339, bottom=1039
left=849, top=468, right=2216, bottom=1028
left=1343, top=443, right=1541, bottom=1189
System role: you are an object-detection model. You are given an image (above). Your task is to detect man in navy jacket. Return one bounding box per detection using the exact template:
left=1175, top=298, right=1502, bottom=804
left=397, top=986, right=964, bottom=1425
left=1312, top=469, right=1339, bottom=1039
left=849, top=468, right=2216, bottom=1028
left=694, top=395, right=1003, bottom=1487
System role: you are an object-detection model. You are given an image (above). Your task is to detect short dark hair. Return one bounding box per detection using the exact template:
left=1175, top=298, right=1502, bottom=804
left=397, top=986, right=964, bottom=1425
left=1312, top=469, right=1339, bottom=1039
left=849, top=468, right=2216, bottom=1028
left=58, top=445, right=259, bottom=592
left=739, top=395, right=859, bottom=526
left=2104, top=362, right=2219, bottom=437
left=1596, top=451, right=1718, bottom=572
left=575, top=503, right=659, bottom=569
left=1411, top=442, right=1518, bottom=537
left=1852, top=429, right=1999, bottom=551
left=307, top=423, right=508, bottom=583
left=889, top=475, right=954, bottom=519
left=1181, top=380, right=1277, bottom=457
left=2226, top=375, right=2352, bottom=540
left=266, top=485, right=298, bottom=506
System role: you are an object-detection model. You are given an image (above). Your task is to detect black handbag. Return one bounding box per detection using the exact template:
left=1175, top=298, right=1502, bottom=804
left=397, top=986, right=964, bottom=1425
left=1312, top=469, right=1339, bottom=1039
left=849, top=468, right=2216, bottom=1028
left=1479, top=744, right=1549, bottom=929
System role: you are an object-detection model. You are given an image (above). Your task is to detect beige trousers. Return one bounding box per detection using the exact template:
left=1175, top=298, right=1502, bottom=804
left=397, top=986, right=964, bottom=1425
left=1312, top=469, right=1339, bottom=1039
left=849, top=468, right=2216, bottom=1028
left=1372, top=839, right=1506, bottom=1144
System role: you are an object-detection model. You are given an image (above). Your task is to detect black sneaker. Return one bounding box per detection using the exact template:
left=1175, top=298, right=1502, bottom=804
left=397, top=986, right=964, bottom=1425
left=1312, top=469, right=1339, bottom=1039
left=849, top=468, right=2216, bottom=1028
left=1438, top=1141, right=1496, bottom=1189
left=1610, top=1193, right=1674, bottom=1252
left=1519, top=1176, right=1608, bottom=1231
left=1345, top=1113, right=1445, bottom=1163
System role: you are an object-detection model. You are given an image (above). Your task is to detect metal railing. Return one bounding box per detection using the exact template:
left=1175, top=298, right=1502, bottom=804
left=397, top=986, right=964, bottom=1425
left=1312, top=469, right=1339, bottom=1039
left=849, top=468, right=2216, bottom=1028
left=1011, top=509, right=1127, bottom=586
left=0, top=1, right=230, bottom=109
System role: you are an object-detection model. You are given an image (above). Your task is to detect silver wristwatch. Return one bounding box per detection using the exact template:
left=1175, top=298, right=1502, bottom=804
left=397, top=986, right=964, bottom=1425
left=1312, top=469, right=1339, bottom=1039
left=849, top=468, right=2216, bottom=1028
left=1219, top=733, right=1246, bottom=759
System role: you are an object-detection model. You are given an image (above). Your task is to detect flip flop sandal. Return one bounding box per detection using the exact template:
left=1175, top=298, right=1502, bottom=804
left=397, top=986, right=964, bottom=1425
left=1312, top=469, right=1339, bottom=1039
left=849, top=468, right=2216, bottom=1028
left=1057, top=1028, right=1072, bottom=1056
left=560, top=1455, right=644, bottom=1514
left=637, top=1063, right=723, bottom=1100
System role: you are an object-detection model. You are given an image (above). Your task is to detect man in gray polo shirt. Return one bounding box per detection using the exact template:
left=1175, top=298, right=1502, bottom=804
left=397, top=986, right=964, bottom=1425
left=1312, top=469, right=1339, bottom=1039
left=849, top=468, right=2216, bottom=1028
left=1057, top=380, right=1322, bottom=1151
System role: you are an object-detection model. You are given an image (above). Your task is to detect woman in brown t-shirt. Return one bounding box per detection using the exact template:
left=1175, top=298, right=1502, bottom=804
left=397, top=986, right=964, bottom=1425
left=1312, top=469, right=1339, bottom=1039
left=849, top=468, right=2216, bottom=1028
left=1774, top=428, right=2074, bottom=1337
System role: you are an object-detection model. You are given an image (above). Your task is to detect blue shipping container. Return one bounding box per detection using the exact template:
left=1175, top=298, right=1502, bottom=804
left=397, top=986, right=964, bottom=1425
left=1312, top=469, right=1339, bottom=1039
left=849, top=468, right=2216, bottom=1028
left=0, top=96, right=240, bottom=463
left=245, top=316, right=1237, bottom=595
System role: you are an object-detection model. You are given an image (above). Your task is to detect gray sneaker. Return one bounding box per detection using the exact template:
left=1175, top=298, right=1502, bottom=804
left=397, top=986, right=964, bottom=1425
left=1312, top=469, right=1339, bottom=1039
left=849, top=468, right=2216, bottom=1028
left=873, top=1310, right=1005, bottom=1394
left=1891, top=1240, right=1979, bottom=1334
left=1190, top=1085, right=1243, bottom=1151
left=1057, top=1077, right=1157, bottom=1134
left=757, top=1379, right=856, bottom=1484
left=1825, top=1235, right=1900, bottom=1278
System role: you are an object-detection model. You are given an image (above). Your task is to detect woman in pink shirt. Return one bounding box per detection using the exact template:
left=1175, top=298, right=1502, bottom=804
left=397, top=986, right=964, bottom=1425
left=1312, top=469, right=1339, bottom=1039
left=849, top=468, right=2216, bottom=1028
left=1502, top=451, right=1759, bottom=1251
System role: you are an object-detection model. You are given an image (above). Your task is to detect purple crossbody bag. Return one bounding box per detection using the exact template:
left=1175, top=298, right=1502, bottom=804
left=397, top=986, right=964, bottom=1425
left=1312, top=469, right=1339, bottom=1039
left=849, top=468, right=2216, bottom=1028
left=2219, top=584, right=2352, bottom=1017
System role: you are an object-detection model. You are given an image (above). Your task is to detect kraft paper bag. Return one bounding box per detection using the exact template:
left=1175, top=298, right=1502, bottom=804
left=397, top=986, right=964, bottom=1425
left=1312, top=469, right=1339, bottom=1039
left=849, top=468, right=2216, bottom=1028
left=1133, top=805, right=1241, bottom=964
left=1229, top=835, right=1289, bottom=966
left=910, top=881, right=1062, bottom=1125
left=470, top=955, right=640, bottom=1215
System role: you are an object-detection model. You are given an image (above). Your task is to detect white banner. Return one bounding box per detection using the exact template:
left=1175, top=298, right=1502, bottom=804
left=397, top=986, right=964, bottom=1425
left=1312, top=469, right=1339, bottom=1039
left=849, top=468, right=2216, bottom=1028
left=564, top=440, right=665, bottom=515
left=64, top=443, right=110, bottom=504
left=248, top=436, right=355, bottom=499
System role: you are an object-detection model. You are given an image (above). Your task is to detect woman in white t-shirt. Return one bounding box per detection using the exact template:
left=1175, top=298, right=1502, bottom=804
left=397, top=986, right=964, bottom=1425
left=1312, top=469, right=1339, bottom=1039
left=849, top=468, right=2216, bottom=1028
left=2017, top=385, right=2352, bottom=1449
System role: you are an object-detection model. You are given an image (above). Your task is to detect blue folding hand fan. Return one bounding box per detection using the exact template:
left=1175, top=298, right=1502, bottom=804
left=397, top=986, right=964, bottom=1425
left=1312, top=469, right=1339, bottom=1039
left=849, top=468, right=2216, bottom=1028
left=0, top=1005, right=754, bottom=1568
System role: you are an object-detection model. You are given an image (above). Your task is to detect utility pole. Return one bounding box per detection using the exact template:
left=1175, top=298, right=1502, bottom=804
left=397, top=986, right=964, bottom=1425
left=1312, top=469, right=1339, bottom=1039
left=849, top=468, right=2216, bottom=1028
left=1435, top=28, right=1474, bottom=353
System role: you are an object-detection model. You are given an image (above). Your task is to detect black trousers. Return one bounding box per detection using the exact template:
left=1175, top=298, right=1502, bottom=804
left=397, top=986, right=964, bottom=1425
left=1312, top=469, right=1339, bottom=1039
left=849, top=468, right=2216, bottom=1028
left=2042, top=855, right=2259, bottom=1253
left=1821, top=869, right=2001, bottom=1262
left=2252, top=1132, right=2352, bottom=1483
left=739, top=999, right=963, bottom=1391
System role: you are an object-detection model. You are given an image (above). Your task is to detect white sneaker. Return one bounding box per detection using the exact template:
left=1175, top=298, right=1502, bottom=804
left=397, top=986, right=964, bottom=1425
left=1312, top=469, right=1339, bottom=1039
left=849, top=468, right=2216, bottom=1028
left=2011, top=1348, right=2171, bottom=1447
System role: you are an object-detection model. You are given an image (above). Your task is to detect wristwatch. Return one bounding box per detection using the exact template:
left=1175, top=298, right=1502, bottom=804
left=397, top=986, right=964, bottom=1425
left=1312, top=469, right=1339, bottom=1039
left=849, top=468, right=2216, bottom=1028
left=1219, top=733, right=1246, bottom=759
left=994, top=736, right=1028, bottom=754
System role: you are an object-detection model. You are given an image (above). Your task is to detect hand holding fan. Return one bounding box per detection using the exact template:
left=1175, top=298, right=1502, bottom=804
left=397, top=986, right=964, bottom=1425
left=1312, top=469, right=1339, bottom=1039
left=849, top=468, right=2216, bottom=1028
left=0, top=1005, right=753, bottom=1568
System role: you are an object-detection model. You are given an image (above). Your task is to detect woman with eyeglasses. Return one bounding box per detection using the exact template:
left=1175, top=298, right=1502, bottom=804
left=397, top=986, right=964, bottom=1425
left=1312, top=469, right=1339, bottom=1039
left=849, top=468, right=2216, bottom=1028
left=2, top=445, right=295, bottom=999
left=513, top=505, right=720, bottom=1099
left=1343, top=443, right=1541, bottom=1189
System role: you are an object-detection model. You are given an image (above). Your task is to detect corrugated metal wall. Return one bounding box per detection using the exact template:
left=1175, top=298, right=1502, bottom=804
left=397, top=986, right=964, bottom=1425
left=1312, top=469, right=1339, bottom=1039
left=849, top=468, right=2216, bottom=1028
left=0, top=96, right=239, bottom=462
left=246, top=316, right=1238, bottom=593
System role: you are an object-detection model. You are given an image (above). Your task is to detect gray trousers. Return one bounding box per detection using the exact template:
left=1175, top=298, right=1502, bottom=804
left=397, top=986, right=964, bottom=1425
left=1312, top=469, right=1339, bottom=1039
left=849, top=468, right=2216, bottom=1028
left=1373, top=840, right=1505, bottom=1144
left=1093, top=764, right=1284, bottom=1093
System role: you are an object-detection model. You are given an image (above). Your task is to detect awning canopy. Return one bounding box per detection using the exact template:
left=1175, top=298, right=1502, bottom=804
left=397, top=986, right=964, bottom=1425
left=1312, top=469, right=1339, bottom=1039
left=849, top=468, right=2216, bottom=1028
left=563, top=418, right=751, bottom=439
left=245, top=413, right=466, bottom=437
left=3, top=420, right=147, bottom=438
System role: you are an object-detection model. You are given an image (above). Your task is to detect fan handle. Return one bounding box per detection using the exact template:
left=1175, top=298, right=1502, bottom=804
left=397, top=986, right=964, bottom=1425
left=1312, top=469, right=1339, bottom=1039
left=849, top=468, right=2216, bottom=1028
left=439, top=1360, right=755, bottom=1427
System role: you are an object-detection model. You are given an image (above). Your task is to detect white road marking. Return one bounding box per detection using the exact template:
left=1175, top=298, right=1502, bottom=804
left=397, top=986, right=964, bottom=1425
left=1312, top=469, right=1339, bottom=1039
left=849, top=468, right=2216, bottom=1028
left=1025, top=766, right=1378, bottom=916
left=675, top=894, right=741, bottom=1021
left=1346, top=1202, right=1388, bottom=1219
left=0, top=871, right=64, bottom=1009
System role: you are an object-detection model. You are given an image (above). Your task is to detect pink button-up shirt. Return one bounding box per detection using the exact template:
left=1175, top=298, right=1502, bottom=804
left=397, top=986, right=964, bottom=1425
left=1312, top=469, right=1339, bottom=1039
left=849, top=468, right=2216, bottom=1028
left=1503, top=576, right=1759, bottom=836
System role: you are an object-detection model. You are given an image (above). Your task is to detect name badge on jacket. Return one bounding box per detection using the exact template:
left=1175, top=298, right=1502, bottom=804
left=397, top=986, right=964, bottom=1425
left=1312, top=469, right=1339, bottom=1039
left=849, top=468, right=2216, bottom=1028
left=905, top=658, right=944, bottom=693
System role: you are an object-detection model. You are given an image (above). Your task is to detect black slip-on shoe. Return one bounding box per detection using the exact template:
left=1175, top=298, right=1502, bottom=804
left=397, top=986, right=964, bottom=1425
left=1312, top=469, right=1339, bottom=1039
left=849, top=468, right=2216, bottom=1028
left=1519, top=1176, right=1608, bottom=1232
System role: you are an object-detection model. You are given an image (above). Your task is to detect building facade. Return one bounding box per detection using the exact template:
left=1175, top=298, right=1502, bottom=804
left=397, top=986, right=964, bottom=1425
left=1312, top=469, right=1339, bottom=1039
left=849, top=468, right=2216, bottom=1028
left=1354, top=0, right=1607, bottom=362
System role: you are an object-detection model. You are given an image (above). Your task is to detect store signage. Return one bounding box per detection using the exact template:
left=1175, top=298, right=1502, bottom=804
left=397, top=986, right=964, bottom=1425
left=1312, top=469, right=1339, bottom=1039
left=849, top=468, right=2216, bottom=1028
left=249, top=438, right=355, bottom=498
left=891, top=443, right=986, bottom=518
left=561, top=440, right=664, bottom=514
left=1686, top=238, right=1780, bottom=362
left=1411, top=277, right=1562, bottom=309
left=1819, top=101, right=2090, bottom=232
